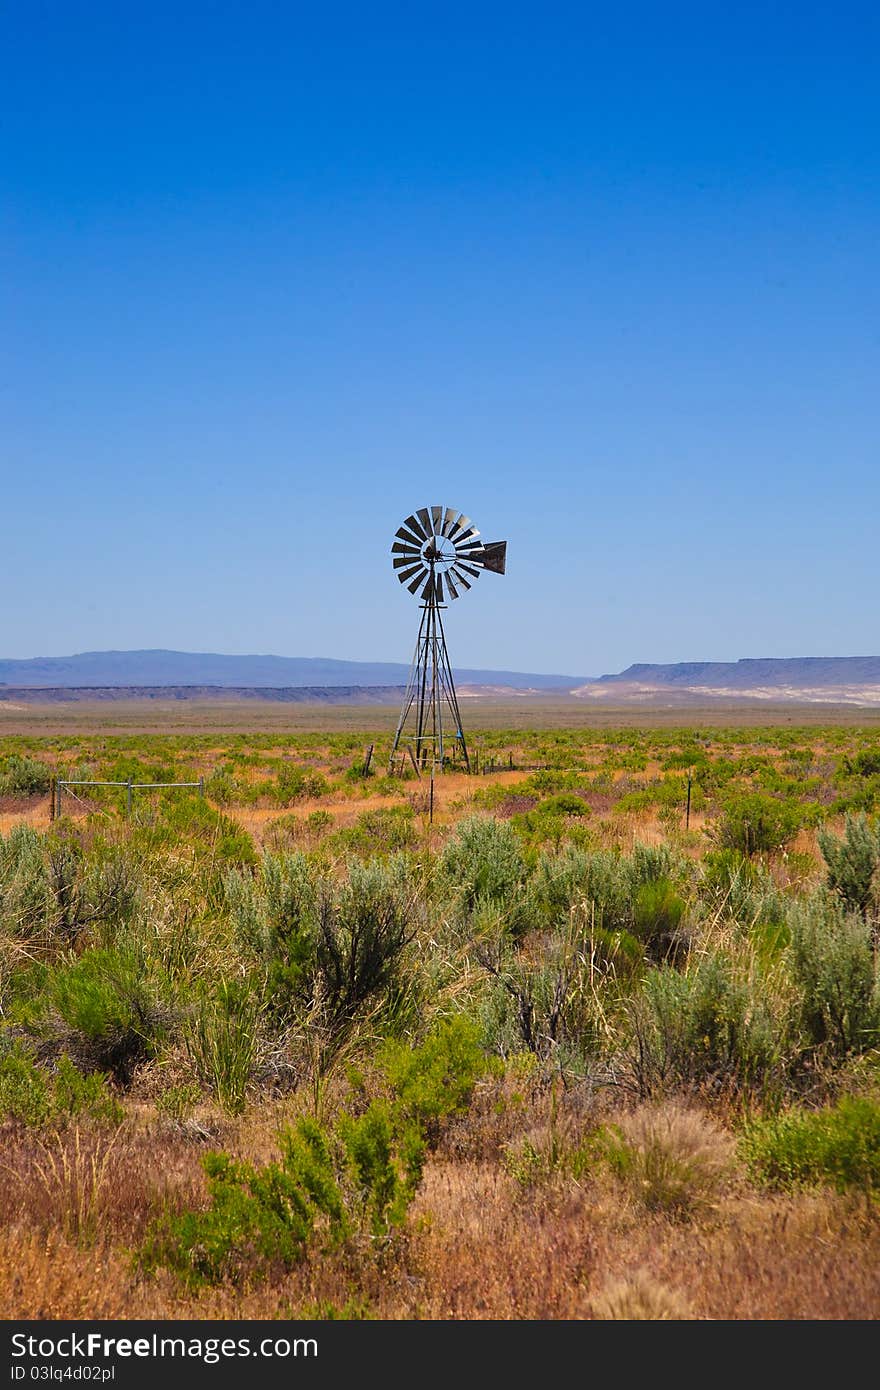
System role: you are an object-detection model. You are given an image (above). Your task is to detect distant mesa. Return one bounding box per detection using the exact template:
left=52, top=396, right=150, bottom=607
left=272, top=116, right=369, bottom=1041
left=3, top=651, right=880, bottom=708
left=0, top=650, right=588, bottom=692
left=597, top=656, right=880, bottom=688
left=575, top=655, right=880, bottom=707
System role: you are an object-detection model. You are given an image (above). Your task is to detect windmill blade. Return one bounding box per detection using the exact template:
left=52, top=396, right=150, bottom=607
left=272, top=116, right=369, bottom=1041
left=453, top=527, right=481, bottom=547
left=397, top=562, right=425, bottom=585
left=441, top=506, right=459, bottom=537
left=404, top=513, right=429, bottom=540
left=453, top=560, right=481, bottom=579
left=396, top=524, right=425, bottom=548
left=394, top=553, right=425, bottom=575
left=430, top=505, right=444, bottom=533
left=445, top=571, right=459, bottom=599
left=417, top=507, right=433, bottom=537
left=407, top=568, right=429, bottom=594
left=394, top=556, right=423, bottom=572
left=479, top=541, right=507, bottom=574
left=450, top=565, right=472, bottom=589
left=392, top=541, right=421, bottom=557
left=448, top=514, right=472, bottom=541
left=421, top=572, right=435, bottom=601
left=435, top=573, right=445, bottom=603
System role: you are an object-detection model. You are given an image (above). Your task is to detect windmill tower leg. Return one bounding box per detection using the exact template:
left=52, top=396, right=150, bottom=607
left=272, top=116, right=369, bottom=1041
left=390, top=602, right=431, bottom=771
left=434, top=602, right=470, bottom=772
left=389, top=594, right=470, bottom=775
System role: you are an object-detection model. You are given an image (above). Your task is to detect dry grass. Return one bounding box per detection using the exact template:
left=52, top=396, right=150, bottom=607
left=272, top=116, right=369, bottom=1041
left=0, top=1104, right=877, bottom=1319
left=0, top=1120, right=207, bottom=1245
left=591, top=1268, right=694, bottom=1319
left=606, top=1102, right=739, bottom=1218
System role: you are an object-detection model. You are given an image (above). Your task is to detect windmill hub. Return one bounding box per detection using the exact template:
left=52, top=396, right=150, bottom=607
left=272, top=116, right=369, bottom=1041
left=388, top=505, right=508, bottom=774
left=422, top=536, right=455, bottom=567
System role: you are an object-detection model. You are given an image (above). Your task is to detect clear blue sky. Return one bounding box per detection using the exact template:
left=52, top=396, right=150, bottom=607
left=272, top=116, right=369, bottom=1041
left=2, top=2, right=878, bottom=677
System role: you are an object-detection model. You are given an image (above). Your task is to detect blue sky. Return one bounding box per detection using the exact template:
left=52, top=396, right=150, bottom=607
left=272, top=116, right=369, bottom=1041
left=2, top=2, right=878, bottom=677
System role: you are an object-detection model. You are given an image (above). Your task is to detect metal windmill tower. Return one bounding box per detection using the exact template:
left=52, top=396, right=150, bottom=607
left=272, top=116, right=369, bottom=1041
left=389, top=506, right=507, bottom=773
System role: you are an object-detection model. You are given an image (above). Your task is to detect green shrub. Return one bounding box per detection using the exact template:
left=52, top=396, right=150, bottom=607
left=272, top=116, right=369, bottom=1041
left=698, top=848, right=786, bottom=929
left=0, top=1044, right=122, bottom=1126
left=337, top=1101, right=424, bottom=1236
left=440, top=815, right=526, bottom=913
left=225, top=852, right=318, bottom=1020
left=661, top=750, right=710, bottom=773
left=522, top=846, right=628, bottom=936
left=524, top=769, right=588, bottom=795
left=331, top=806, right=417, bottom=856
left=478, top=912, right=632, bottom=1068
left=0, top=824, right=52, bottom=942
left=344, top=758, right=376, bottom=783
left=0, top=1044, right=51, bottom=1124
left=313, top=860, right=415, bottom=1034
left=52, top=1054, right=124, bottom=1124
left=379, top=1016, right=494, bottom=1144
left=48, top=947, right=168, bottom=1085
left=0, top=827, right=138, bottom=954
left=788, top=893, right=880, bottom=1057
left=141, top=1101, right=423, bottom=1288
left=141, top=1124, right=342, bottom=1288
left=741, top=1095, right=880, bottom=1195
left=627, top=843, right=677, bottom=889
left=274, top=765, right=329, bottom=806
left=153, top=799, right=258, bottom=869
left=0, top=755, right=53, bottom=796
left=818, top=814, right=880, bottom=917
left=155, top=1082, right=201, bottom=1124
left=625, top=956, right=784, bottom=1098
left=709, top=793, right=803, bottom=857
left=846, top=750, right=880, bottom=778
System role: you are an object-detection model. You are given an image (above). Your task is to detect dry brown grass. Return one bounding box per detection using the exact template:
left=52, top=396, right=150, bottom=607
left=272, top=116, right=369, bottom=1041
left=607, top=1102, right=739, bottom=1218
left=0, top=1120, right=207, bottom=1245
left=0, top=1107, right=877, bottom=1320
left=590, top=1268, right=694, bottom=1319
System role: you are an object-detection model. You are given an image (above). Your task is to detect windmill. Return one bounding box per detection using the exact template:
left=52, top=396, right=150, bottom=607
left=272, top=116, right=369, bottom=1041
left=389, top=506, right=507, bottom=774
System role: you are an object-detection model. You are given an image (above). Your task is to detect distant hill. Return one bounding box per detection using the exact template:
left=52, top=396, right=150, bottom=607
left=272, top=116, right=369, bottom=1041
left=5, top=651, right=880, bottom=707
left=598, top=657, right=880, bottom=688
left=566, top=655, right=880, bottom=707
left=0, top=650, right=588, bottom=691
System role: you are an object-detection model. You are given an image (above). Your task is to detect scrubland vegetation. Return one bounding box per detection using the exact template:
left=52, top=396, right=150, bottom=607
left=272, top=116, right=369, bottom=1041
left=0, top=723, right=879, bottom=1319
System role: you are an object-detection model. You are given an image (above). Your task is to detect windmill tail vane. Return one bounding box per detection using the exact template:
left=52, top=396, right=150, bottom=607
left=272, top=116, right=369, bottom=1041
left=389, top=505, right=507, bottom=775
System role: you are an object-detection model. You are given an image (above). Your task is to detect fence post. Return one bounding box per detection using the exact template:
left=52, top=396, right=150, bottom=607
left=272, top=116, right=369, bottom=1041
left=56, top=780, right=63, bottom=818
left=49, top=777, right=56, bottom=822
left=199, top=777, right=204, bottom=798
left=363, top=744, right=373, bottom=777
left=127, top=779, right=133, bottom=816
left=685, top=772, right=692, bottom=830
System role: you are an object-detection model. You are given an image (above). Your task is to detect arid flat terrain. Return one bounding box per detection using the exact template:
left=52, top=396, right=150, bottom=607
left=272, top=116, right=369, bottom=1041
left=3, top=694, right=880, bottom=736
